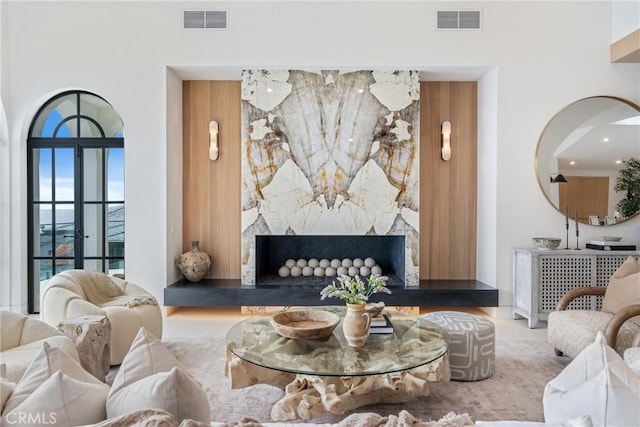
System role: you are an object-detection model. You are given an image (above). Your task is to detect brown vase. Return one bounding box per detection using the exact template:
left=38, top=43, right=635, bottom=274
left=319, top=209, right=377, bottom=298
left=175, top=240, right=211, bottom=282
left=342, top=303, right=372, bottom=347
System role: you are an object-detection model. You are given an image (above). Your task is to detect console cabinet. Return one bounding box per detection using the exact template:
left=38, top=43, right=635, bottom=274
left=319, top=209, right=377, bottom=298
left=512, top=248, right=640, bottom=328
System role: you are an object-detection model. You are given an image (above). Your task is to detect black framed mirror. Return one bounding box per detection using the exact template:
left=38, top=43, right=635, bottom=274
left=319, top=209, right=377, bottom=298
left=535, top=96, right=640, bottom=225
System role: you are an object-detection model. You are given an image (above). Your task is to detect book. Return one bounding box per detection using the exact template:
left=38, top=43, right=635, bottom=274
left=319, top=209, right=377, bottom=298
left=586, top=243, right=637, bottom=251
left=370, top=314, right=388, bottom=327
left=369, top=314, right=394, bottom=334
left=589, top=240, right=634, bottom=246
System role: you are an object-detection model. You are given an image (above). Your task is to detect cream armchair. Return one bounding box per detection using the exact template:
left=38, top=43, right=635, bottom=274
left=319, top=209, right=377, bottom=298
left=548, top=286, right=640, bottom=358
left=41, top=270, right=163, bottom=365
left=0, top=311, right=79, bottom=382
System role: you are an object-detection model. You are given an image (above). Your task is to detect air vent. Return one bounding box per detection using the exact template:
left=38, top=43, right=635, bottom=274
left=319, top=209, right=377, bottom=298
left=436, top=10, right=481, bottom=30
left=182, top=10, right=228, bottom=29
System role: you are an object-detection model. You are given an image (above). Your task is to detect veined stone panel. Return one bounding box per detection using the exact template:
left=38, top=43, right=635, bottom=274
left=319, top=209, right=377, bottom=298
left=241, top=70, right=420, bottom=286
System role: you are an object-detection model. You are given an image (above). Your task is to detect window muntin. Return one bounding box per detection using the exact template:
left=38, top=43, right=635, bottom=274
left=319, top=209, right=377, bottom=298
left=28, top=90, right=125, bottom=313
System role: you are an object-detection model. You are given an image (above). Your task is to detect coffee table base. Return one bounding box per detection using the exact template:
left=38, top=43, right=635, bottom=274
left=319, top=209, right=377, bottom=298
left=225, top=350, right=450, bottom=421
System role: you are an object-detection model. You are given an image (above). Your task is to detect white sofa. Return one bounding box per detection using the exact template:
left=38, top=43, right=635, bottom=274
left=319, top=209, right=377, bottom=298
left=40, top=270, right=162, bottom=364
left=0, top=311, right=79, bottom=383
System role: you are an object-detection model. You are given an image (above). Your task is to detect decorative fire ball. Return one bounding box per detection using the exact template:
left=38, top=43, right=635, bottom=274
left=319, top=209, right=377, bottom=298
left=277, top=257, right=382, bottom=279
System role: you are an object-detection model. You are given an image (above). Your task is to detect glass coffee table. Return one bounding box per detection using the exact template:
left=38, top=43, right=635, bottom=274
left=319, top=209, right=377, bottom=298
left=225, top=307, right=450, bottom=421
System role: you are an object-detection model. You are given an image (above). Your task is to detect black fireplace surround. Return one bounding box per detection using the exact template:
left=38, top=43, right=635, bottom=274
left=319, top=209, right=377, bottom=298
left=255, top=235, right=405, bottom=287
left=165, top=236, right=499, bottom=308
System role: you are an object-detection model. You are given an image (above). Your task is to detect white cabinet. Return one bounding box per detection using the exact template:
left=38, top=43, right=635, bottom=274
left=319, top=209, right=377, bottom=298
left=512, top=248, right=640, bottom=328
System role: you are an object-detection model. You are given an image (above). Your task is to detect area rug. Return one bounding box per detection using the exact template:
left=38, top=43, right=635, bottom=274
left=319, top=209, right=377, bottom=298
left=163, top=339, right=569, bottom=424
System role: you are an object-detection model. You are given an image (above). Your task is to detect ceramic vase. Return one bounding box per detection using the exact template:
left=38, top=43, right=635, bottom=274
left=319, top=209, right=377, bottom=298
left=175, top=240, right=211, bottom=282
left=343, top=303, right=372, bottom=347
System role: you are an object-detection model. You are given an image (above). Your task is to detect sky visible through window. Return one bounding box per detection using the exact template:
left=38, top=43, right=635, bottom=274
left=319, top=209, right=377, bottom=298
left=37, top=110, right=124, bottom=223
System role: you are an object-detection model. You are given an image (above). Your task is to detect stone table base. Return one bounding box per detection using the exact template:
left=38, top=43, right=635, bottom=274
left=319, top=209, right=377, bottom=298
left=58, top=315, right=111, bottom=382
left=225, top=349, right=450, bottom=421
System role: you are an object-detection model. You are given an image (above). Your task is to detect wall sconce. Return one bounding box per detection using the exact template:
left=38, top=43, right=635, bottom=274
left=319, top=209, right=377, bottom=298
left=441, top=120, right=451, bottom=161
left=209, top=120, right=219, bottom=161
left=550, top=174, right=568, bottom=183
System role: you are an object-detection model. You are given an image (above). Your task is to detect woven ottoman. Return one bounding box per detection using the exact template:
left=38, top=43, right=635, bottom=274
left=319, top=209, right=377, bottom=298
left=419, top=311, right=495, bottom=381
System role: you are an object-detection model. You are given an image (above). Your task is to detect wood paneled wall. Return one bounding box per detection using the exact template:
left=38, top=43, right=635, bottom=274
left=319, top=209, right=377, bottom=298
left=182, top=81, right=242, bottom=279
left=181, top=80, right=478, bottom=281
left=559, top=176, right=609, bottom=220
left=420, top=82, right=478, bottom=279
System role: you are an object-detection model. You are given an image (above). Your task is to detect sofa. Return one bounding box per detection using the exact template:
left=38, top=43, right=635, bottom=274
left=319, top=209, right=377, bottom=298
left=40, top=270, right=163, bottom=364
left=0, top=310, right=79, bottom=383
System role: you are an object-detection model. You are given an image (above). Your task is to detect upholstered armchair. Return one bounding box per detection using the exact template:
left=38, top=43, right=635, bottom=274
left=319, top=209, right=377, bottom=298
left=40, top=270, right=163, bottom=365
left=548, top=286, right=640, bottom=358
left=0, top=311, right=80, bottom=382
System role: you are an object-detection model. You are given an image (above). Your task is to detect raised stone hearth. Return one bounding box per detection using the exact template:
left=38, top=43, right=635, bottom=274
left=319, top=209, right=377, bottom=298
left=164, top=279, right=498, bottom=308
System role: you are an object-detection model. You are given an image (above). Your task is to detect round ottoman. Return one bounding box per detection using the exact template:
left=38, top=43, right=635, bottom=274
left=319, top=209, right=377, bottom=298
left=419, top=311, right=495, bottom=381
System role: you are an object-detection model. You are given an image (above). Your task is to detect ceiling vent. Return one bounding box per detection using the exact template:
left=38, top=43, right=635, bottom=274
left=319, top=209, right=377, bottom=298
left=182, top=10, right=228, bottom=30
left=436, top=10, right=481, bottom=30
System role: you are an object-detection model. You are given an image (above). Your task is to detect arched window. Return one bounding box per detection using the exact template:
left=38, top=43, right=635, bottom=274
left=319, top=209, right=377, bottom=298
left=27, top=90, right=124, bottom=313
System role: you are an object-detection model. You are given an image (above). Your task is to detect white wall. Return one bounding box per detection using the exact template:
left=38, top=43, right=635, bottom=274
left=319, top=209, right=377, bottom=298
left=477, top=68, right=498, bottom=294
left=612, top=0, right=640, bottom=41
left=1, top=1, right=639, bottom=314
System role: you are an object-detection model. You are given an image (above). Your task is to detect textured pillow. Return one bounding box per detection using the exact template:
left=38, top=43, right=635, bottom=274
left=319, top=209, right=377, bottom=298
left=602, top=256, right=640, bottom=323
left=0, top=377, right=15, bottom=414
left=2, top=342, right=104, bottom=414
left=624, top=347, right=640, bottom=375
left=109, top=327, right=183, bottom=396
left=1, top=370, right=109, bottom=426
left=106, top=366, right=210, bottom=423
left=475, top=415, right=593, bottom=426
left=543, top=332, right=640, bottom=427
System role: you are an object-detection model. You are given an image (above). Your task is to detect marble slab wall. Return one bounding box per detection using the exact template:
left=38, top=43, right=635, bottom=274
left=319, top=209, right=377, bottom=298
left=241, top=70, right=420, bottom=286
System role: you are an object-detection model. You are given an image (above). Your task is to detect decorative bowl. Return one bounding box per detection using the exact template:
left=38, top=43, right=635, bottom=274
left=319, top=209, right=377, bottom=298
left=532, top=237, right=562, bottom=250
left=270, top=310, right=340, bottom=340
left=602, top=236, right=623, bottom=242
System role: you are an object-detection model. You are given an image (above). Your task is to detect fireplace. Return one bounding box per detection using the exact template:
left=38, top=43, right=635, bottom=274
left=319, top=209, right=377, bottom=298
left=254, top=235, right=405, bottom=287
left=241, top=69, right=420, bottom=288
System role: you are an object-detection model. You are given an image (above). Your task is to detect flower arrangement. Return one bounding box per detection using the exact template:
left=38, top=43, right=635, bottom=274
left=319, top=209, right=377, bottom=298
left=320, top=274, right=391, bottom=305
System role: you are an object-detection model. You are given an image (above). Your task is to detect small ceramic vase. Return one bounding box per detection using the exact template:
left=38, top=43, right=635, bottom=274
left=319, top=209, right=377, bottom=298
left=175, top=240, right=211, bottom=282
left=343, top=303, right=372, bottom=347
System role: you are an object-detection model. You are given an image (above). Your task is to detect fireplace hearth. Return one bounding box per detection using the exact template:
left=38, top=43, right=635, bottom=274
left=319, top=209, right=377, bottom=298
left=255, top=235, right=405, bottom=287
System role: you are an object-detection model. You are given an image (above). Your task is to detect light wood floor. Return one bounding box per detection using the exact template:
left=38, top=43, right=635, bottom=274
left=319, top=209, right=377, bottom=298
left=162, top=306, right=549, bottom=343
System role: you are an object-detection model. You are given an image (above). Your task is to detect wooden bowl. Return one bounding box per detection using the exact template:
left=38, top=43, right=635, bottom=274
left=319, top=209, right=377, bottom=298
left=270, top=310, right=340, bottom=340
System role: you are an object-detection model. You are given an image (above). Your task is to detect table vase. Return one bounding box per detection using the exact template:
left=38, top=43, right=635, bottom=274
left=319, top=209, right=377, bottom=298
left=175, top=240, right=211, bottom=282
left=343, top=303, right=372, bottom=347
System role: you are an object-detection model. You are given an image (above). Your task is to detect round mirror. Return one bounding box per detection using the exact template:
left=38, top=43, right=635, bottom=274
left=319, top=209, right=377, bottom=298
left=536, top=96, right=640, bottom=225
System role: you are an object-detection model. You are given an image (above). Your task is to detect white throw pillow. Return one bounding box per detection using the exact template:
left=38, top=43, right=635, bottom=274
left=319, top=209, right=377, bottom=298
left=1, top=370, right=109, bottom=426
left=475, top=415, right=593, bottom=426
left=0, top=377, right=15, bottom=414
left=106, top=366, right=210, bottom=423
left=109, top=327, right=183, bottom=396
left=543, top=332, right=640, bottom=427
left=624, top=347, right=640, bottom=375
left=601, top=256, right=640, bottom=325
left=2, top=342, right=103, bottom=414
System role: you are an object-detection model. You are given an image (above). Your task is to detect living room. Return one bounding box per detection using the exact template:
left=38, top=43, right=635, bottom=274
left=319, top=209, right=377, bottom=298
left=1, top=1, right=639, bottom=426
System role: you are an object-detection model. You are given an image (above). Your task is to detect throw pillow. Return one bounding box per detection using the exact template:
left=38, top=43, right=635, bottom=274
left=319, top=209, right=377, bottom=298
left=109, top=327, right=183, bottom=397
left=2, top=341, right=104, bottom=414
left=106, top=366, right=211, bottom=423
left=476, top=415, right=592, bottom=426
left=624, top=347, right=640, bottom=375
left=1, top=370, right=109, bottom=426
left=543, top=332, right=640, bottom=427
left=0, top=365, right=15, bottom=414
left=602, top=256, right=640, bottom=324
left=80, top=408, right=178, bottom=427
